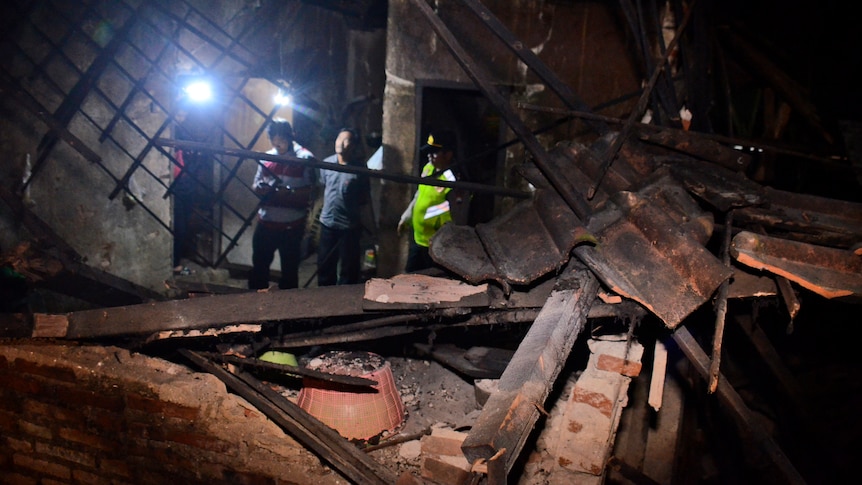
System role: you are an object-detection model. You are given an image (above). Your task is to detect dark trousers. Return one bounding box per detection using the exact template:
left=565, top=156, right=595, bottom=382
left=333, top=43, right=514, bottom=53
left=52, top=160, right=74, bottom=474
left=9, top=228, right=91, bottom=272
left=405, top=236, right=434, bottom=273
left=249, top=222, right=304, bottom=290
left=172, top=179, right=195, bottom=268
left=317, top=223, right=362, bottom=286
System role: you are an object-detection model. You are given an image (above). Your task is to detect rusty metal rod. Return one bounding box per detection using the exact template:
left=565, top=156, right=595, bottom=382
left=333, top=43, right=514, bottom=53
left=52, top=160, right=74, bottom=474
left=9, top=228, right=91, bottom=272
left=156, top=138, right=530, bottom=200
left=708, top=209, right=734, bottom=393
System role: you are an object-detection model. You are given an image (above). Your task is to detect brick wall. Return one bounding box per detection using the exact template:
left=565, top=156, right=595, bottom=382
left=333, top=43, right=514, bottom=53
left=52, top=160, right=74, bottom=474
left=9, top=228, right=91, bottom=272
left=0, top=343, right=345, bottom=485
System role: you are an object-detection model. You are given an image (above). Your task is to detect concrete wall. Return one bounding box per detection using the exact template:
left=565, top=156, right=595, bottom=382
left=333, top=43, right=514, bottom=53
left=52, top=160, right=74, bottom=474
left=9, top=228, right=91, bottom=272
left=0, top=343, right=341, bottom=484
left=378, top=0, right=640, bottom=276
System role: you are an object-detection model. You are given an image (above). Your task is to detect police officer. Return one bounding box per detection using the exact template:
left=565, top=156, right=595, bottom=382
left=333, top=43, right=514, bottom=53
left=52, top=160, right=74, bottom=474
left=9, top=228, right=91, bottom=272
left=398, top=130, right=458, bottom=272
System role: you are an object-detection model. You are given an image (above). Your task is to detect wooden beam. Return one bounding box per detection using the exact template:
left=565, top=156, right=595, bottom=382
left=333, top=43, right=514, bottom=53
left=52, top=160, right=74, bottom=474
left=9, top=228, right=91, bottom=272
left=47, top=285, right=371, bottom=339
left=461, top=265, right=598, bottom=476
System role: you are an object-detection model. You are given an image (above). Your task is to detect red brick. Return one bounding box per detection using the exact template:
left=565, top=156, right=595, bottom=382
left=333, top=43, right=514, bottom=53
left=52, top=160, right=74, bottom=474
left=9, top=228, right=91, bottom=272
left=219, top=470, right=278, bottom=485
left=87, top=408, right=124, bottom=433
left=53, top=385, right=124, bottom=412
left=99, top=457, right=132, bottom=478
left=0, top=410, right=17, bottom=433
left=12, top=454, right=71, bottom=480
left=126, top=394, right=199, bottom=420
left=41, top=479, right=68, bottom=485
left=72, top=469, right=113, bottom=485
left=0, top=393, right=22, bottom=415
left=0, top=471, right=38, bottom=485
left=421, top=431, right=468, bottom=457
left=18, top=420, right=52, bottom=440
left=0, top=372, right=41, bottom=394
left=24, top=399, right=84, bottom=423
left=59, top=427, right=116, bottom=452
left=596, top=354, right=642, bottom=377
left=396, top=471, right=425, bottom=485
left=421, top=456, right=472, bottom=485
left=162, top=428, right=234, bottom=454
left=6, top=437, right=33, bottom=453
left=35, top=442, right=96, bottom=468
left=571, top=387, right=614, bottom=418
left=13, top=359, right=77, bottom=383
left=127, top=422, right=150, bottom=440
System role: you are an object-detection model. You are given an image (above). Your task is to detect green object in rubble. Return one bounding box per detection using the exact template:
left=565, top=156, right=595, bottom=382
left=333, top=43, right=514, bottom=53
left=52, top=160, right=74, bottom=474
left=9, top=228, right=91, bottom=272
left=258, top=351, right=298, bottom=367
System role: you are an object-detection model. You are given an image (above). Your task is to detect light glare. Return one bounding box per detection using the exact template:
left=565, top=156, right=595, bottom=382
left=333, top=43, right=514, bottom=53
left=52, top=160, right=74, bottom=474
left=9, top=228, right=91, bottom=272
left=184, top=81, right=212, bottom=102
left=274, top=90, right=293, bottom=106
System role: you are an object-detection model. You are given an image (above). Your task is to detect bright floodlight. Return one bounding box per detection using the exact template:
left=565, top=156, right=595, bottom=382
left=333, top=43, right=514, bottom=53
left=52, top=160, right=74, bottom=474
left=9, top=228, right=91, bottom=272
left=274, top=89, right=293, bottom=107
left=184, top=80, right=212, bottom=102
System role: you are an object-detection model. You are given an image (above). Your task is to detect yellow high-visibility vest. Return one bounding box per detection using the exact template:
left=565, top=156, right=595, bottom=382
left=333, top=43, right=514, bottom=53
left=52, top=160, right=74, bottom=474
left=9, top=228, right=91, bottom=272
left=412, top=163, right=455, bottom=247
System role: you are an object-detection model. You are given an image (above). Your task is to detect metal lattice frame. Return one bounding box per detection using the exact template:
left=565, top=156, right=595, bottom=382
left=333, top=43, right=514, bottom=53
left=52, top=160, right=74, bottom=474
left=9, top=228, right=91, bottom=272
left=0, top=0, right=287, bottom=268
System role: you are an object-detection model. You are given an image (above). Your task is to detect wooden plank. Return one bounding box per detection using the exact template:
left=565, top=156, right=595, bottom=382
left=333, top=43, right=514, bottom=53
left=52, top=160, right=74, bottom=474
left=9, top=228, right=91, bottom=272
left=200, top=353, right=378, bottom=387
left=62, top=284, right=371, bottom=339
left=461, top=265, right=598, bottom=475
left=180, top=350, right=395, bottom=485
left=648, top=339, right=668, bottom=411
left=643, top=339, right=685, bottom=483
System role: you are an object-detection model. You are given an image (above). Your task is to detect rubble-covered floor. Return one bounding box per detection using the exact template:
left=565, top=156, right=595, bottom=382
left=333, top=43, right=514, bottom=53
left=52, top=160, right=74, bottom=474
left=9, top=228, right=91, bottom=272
left=142, top=292, right=859, bottom=484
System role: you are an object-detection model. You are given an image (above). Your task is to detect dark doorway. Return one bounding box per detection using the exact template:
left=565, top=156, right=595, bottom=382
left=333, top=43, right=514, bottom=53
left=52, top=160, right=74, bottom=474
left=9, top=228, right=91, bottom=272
left=416, top=82, right=504, bottom=225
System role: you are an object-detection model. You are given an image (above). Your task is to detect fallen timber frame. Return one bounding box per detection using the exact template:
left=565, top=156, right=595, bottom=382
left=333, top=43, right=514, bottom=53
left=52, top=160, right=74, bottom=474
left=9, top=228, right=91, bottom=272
left=30, top=279, right=644, bottom=341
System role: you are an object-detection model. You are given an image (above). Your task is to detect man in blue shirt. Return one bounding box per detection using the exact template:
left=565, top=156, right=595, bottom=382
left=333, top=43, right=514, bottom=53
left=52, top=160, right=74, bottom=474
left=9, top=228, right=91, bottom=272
left=317, top=128, right=370, bottom=285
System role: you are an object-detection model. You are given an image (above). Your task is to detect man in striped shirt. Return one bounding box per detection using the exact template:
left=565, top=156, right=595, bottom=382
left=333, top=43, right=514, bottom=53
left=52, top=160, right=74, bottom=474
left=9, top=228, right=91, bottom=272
left=248, top=120, right=315, bottom=290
